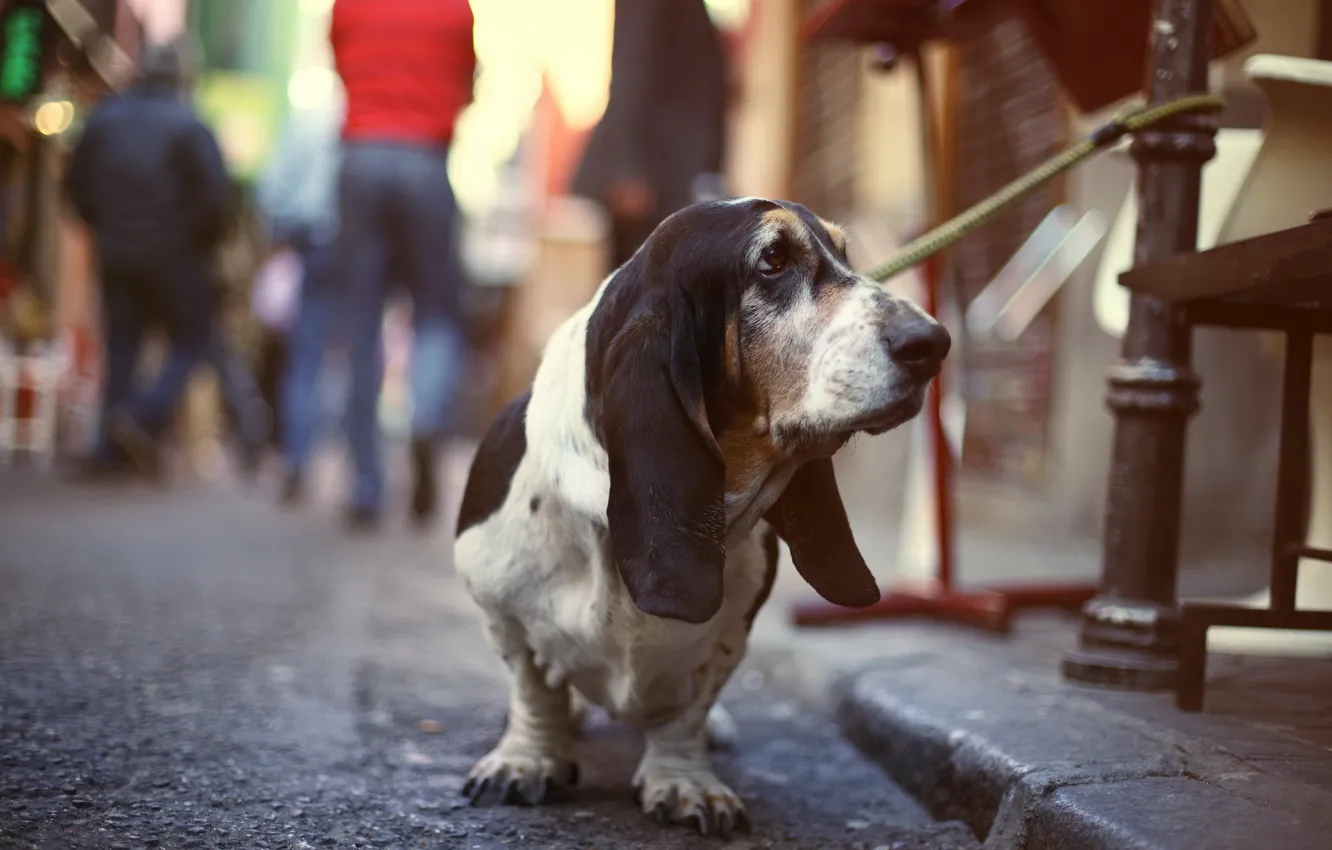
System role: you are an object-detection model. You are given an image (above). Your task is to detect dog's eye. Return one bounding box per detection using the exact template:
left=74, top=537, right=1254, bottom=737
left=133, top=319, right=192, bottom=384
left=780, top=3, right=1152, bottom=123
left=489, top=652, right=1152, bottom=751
left=758, top=241, right=789, bottom=276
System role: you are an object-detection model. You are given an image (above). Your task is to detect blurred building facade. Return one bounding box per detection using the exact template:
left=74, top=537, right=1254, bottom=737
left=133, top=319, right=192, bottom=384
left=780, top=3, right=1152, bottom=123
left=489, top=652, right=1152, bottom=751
left=0, top=0, right=308, bottom=464
left=1, top=0, right=146, bottom=344
left=747, top=0, right=1325, bottom=568
left=6, top=0, right=1326, bottom=554
left=490, top=0, right=1323, bottom=572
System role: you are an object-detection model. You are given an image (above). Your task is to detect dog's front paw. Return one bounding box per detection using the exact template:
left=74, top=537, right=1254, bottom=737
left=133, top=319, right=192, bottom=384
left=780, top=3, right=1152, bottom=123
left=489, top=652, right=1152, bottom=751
left=632, top=762, right=750, bottom=838
left=462, top=746, right=579, bottom=806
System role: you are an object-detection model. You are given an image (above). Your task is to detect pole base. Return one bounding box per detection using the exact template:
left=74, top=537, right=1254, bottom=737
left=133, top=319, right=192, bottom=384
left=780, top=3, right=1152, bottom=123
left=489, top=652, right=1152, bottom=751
left=1061, top=646, right=1178, bottom=691
left=792, top=582, right=1096, bottom=634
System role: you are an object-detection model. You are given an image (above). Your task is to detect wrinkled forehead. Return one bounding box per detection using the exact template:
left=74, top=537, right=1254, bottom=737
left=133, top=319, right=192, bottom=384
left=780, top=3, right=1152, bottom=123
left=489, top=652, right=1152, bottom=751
left=734, top=199, right=848, bottom=261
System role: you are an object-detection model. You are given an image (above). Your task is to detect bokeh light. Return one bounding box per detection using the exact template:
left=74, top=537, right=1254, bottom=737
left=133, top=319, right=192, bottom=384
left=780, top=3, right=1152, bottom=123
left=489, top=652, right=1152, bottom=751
left=33, top=99, right=76, bottom=137
left=287, top=65, right=339, bottom=112
left=449, top=0, right=614, bottom=216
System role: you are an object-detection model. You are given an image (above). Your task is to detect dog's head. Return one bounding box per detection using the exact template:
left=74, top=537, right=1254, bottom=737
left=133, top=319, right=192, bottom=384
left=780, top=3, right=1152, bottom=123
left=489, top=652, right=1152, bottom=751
left=585, top=198, right=950, bottom=624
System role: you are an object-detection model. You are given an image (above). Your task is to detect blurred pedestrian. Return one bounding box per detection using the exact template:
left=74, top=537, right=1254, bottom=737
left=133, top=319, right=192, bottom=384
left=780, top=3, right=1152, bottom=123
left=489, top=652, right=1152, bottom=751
left=329, top=0, right=476, bottom=531
left=65, top=39, right=235, bottom=479
left=209, top=189, right=275, bottom=480
left=254, top=98, right=345, bottom=505
left=248, top=245, right=300, bottom=457
left=572, top=0, right=729, bottom=268
left=208, top=303, right=272, bottom=478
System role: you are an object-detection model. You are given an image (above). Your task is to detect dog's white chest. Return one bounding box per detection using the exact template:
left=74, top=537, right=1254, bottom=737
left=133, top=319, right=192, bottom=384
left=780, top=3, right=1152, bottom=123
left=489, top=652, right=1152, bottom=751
left=453, top=296, right=779, bottom=730
left=456, top=475, right=771, bottom=728
left=527, top=554, right=716, bottom=724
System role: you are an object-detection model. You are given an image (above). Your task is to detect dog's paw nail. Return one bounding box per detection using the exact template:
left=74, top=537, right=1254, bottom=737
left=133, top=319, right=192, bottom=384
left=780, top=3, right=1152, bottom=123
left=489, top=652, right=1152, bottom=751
left=465, top=777, right=490, bottom=806
left=733, top=809, right=752, bottom=834
left=687, top=812, right=708, bottom=836
left=716, top=810, right=733, bottom=840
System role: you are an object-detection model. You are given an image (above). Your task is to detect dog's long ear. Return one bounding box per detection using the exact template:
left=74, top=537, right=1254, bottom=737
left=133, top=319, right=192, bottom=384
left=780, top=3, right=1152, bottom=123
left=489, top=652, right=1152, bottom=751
left=765, top=458, right=880, bottom=608
left=595, top=275, right=727, bottom=625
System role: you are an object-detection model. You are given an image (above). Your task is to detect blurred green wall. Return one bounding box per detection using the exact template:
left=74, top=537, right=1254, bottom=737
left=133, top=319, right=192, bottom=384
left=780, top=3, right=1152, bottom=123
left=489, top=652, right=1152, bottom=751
left=188, top=0, right=300, bottom=184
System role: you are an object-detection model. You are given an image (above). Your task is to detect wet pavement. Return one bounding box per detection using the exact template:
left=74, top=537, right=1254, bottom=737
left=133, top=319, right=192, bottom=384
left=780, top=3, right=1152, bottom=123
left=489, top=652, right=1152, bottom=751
left=0, top=470, right=978, bottom=850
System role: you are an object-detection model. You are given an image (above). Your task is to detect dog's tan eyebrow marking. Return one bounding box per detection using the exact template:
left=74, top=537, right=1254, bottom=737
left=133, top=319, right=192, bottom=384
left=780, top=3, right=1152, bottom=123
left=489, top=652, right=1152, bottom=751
left=817, top=218, right=848, bottom=254
left=751, top=207, right=813, bottom=266
left=761, top=209, right=799, bottom=241
left=761, top=207, right=803, bottom=233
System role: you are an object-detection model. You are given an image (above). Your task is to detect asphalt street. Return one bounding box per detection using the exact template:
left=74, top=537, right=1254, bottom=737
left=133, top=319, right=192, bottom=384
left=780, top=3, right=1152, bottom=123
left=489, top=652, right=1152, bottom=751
left=0, top=469, right=979, bottom=850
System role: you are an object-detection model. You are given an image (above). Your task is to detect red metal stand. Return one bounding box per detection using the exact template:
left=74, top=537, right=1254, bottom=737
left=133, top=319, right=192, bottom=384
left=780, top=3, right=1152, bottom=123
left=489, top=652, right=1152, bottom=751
left=790, top=254, right=1096, bottom=634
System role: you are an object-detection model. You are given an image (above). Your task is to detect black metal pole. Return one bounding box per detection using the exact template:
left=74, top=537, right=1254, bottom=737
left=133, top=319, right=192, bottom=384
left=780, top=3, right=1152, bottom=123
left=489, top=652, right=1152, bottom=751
left=1062, top=0, right=1217, bottom=690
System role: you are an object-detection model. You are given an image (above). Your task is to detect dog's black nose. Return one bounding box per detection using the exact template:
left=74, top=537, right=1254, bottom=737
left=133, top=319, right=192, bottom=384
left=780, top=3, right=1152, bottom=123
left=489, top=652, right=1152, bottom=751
left=886, top=316, right=951, bottom=378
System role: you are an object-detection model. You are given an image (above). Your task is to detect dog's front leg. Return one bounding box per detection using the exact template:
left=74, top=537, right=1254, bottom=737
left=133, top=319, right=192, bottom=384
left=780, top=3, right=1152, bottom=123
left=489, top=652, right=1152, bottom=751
left=464, top=630, right=578, bottom=806
left=632, top=648, right=750, bottom=837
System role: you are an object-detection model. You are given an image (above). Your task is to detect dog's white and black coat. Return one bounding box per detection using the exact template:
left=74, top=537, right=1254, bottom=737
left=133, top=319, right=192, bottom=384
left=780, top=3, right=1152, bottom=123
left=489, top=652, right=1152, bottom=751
left=454, top=198, right=949, bottom=837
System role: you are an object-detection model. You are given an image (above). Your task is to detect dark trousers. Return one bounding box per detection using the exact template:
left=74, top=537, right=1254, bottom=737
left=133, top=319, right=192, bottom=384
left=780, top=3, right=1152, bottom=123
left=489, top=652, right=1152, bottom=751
left=208, top=321, right=269, bottom=452
left=95, top=256, right=214, bottom=461
left=256, top=329, right=288, bottom=447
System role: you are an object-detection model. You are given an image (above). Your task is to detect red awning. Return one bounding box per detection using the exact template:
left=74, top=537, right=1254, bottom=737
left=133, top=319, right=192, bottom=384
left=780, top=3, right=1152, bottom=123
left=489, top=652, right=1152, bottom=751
left=801, top=0, right=1256, bottom=114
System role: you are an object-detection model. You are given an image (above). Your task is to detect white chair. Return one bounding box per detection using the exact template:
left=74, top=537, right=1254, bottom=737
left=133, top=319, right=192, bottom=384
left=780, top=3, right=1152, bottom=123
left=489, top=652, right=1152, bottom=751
left=1205, top=55, right=1332, bottom=655
left=1092, top=128, right=1264, bottom=339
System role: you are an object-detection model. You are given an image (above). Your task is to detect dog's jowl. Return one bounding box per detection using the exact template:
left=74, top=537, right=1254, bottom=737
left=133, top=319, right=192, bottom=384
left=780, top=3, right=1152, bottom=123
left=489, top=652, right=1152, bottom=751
left=453, top=198, right=950, bottom=837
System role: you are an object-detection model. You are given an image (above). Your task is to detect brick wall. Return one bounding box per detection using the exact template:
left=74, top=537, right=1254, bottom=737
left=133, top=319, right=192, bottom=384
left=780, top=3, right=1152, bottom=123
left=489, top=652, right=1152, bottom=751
left=949, top=14, right=1067, bottom=486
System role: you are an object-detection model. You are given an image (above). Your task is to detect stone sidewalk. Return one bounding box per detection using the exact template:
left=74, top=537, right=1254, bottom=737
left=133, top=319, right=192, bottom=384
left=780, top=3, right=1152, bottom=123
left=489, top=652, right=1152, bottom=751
left=731, top=419, right=1332, bottom=850
left=747, top=594, right=1332, bottom=850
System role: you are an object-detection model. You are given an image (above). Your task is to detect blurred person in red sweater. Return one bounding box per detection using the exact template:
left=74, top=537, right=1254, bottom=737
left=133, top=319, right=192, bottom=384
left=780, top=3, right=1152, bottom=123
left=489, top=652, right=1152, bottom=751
left=329, top=0, right=476, bottom=531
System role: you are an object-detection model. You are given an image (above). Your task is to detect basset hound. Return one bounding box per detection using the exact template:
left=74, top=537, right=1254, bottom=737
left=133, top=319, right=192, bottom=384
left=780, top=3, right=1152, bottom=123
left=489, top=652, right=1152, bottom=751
left=453, top=198, right=950, bottom=837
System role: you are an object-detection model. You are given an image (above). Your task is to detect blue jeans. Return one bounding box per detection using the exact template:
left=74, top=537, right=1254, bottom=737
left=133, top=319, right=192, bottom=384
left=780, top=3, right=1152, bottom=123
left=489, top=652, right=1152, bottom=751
left=280, top=240, right=345, bottom=476
left=335, top=141, right=469, bottom=511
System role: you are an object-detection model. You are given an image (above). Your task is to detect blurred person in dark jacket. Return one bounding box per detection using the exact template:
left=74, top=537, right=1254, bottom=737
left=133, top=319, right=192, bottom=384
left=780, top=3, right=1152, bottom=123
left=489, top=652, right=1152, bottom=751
left=572, top=0, right=729, bottom=268
left=329, top=0, right=476, bottom=531
left=65, top=39, right=235, bottom=479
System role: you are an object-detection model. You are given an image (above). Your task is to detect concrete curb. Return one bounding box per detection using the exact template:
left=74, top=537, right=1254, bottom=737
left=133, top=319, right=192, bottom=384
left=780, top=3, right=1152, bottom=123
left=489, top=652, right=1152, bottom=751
left=834, top=654, right=1332, bottom=850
